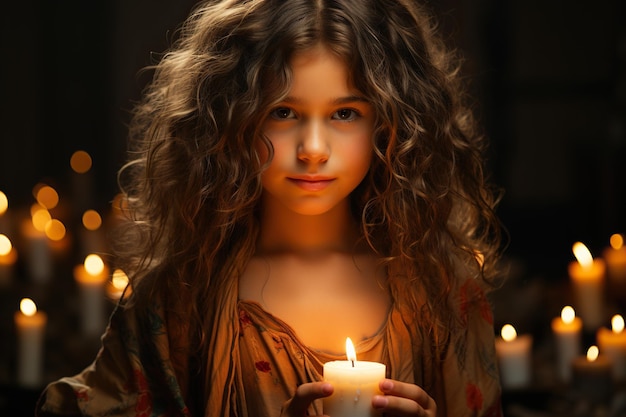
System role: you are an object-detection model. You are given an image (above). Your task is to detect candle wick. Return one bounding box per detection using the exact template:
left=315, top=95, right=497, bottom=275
left=351, top=360, right=355, bottom=368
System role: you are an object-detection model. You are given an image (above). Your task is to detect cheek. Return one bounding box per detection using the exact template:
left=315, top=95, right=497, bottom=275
left=255, top=138, right=272, bottom=166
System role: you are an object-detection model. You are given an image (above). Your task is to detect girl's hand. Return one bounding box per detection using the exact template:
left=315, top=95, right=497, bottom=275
left=372, top=379, right=437, bottom=417
left=280, top=381, right=334, bottom=417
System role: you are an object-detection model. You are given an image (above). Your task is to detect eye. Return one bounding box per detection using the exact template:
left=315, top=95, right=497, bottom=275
left=332, top=108, right=360, bottom=121
left=270, top=107, right=296, bottom=119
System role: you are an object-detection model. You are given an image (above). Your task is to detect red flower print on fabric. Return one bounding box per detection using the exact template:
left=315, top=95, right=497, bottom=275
left=465, top=382, right=483, bottom=411
left=75, top=389, right=89, bottom=402
left=239, top=309, right=253, bottom=330
left=133, top=369, right=152, bottom=417
left=255, top=361, right=272, bottom=373
left=459, top=279, right=493, bottom=325
left=272, top=335, right=284, bottom=352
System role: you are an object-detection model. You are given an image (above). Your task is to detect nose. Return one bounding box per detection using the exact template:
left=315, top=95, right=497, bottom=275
left=297, top=119, right=329, bottom=164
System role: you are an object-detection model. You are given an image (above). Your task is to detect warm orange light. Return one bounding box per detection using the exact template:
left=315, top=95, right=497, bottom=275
left=345, top=337, right=357, bottom=363
left=82, top=210, right=102, bottom=231
left=44, top=219, right=66, bottom=241
left=561, top=306, right=576, bottom=324
left=70, top=150, right=92, bottom=174
left=610, top=234, right=624, bottom=250
left=0, top=234, right=12, bottom=256
left=612, top=315, right=625, bottom=334
left=31, top=209, right=52, bottom=232
left=572, top=242, right=594, bottom=268
left=0, top=191, right=7, bottom=215
left=20, top=298, right=37, bottom=317
left=36, top=185, right=59, bottom=209
left=84, top=254, right=105, bottom=276
left=586, top=345, right=599, bottom=362
left=111, top=269, right=129, bottom=290
left=501, top=324, right=517, bottom=342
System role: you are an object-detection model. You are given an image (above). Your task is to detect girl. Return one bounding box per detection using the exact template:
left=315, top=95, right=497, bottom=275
left=37, top=0, right=503, bottom=416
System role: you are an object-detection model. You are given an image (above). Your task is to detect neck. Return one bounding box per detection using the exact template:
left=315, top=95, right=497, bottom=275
left=257, top=199, right=361, bottom=256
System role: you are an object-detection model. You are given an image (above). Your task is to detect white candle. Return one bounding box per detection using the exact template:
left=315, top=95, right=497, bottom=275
left=495, top=324, right=532, bottom=389
left=0, top=233, right=17, bottom=286
left=74, top=254, right=109, bottom=337
left=597, top=314, right=626, bottom=381
left=551, top=306, right=582, bottom=382
left=568, top=242, right=606, bottom=330
left=21, top=210, right=53, bottom=283
left=604, top=234, right=626, bottom=293
left=14, top=298, right=47, bottom=387
left=323, top=337, right=386, bottom=417
left=572, top=345, right=612, bottom=404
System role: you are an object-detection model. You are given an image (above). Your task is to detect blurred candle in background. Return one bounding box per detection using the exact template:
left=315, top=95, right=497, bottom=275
left=14, top=298, right=47, bottom=388
left=70, top=150, right=95, bottom=215
left=572, top=345, right=612, bottom=404
left=79, top=209, right=106, bottom=257
left=551, top=306, right=582, bottom=382
left=604, top=234, right=626, bottom=297
left=568, top=242, right=606, bottom=331
left=0, top=233, right=17, bottom=286
left=0, top=190, right=11, bottom=235
left=74, top=254, right=109, bottom=337
left=21, top=206, right=53, bottom=283
left=495, top=324, right=532, bottom=389
left=597, top=314, right=626, bottom=382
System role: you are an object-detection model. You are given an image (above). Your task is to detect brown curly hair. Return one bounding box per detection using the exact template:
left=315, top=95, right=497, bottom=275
left=116, top=0, right=502, bottom=378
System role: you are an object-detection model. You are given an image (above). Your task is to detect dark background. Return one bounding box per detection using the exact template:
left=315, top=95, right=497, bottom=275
left=0, top=0, right=625, bottom=415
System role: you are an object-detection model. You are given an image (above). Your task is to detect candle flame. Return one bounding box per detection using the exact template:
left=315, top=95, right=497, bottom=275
left=0, top=191, right=7, bottom=215
left=612, top=315, right=625, bottom=334
left=0, top=234, right=12, bottom=256
left=345, top=337, right=357, bottom=363
left=586, top=345, right=599, bottom=362
left=501, top=324, right=517, bottom=342
left=111, top=269, right=129, bottom=290
left=20, top=298, right=37, bottom=317
left=84, top=254, right=105, bottom=275
left=561, top=306, right=576, bottom=324
left=610, top=234, right=624, bottom=250
left=82, top=210, right=102, bottom=231
left=572, top=242, right=593, bottom=268
left=70, top=150, right=93, bottom=174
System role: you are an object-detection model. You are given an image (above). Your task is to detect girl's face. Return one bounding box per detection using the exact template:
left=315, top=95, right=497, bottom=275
left=259, top=44, right=374, bottom=216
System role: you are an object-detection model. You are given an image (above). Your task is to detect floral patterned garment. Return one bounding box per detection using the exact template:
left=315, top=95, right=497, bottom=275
left=36, top=277, right=502, bottom=416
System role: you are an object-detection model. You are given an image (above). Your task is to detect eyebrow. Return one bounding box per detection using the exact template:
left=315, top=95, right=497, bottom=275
left=281, top=95, right=369, bottom=105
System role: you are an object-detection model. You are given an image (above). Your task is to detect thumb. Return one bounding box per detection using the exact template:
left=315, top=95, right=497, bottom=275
left=281, top=382, right=334, bottom=417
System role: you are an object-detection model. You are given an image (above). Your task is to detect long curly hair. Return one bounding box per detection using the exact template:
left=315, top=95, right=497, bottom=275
left=116, top=0, right=502, bottom=367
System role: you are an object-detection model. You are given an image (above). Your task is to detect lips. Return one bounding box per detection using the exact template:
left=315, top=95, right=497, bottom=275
left=288, top=176, right=335, bottom=191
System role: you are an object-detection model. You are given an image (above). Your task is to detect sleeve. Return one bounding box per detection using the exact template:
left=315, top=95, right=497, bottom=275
left=35, top=302, right=191, bottom=417
left=440, top=278, right=503, bottom=417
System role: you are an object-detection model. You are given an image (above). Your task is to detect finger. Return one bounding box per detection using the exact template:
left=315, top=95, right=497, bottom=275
left=379, top=379, right=432, bottom=409
left=372, top=394, right=429, bottom=417
left=283, top=382, right=333, bottom=416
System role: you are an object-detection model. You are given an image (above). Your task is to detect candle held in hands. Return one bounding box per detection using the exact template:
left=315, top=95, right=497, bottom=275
left=323, top=337, right=386, bottom=417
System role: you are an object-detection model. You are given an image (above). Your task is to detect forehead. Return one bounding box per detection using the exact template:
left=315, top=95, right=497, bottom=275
left=286, top=45, right=357, bottom=96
